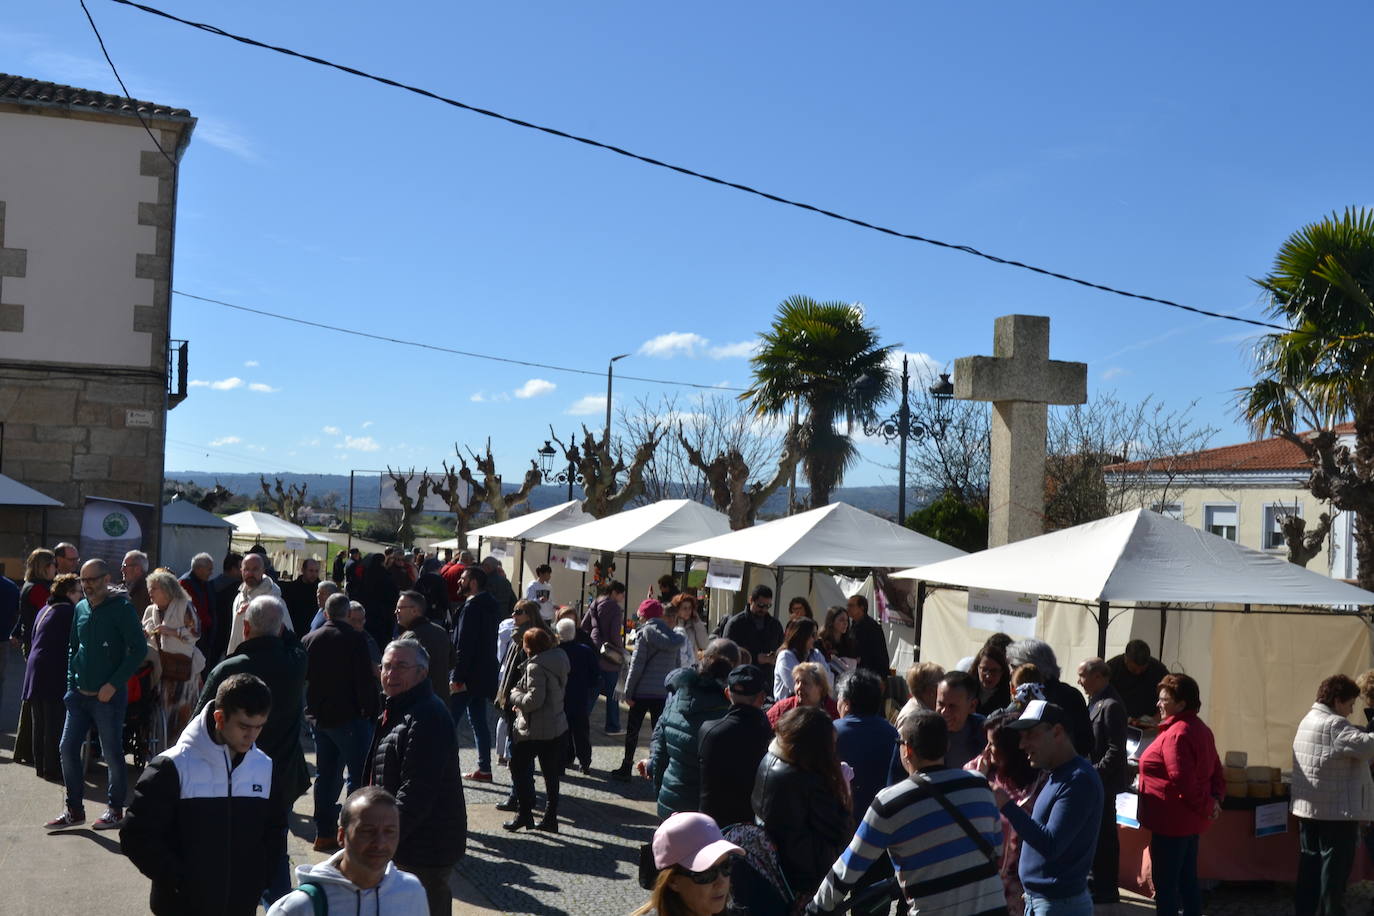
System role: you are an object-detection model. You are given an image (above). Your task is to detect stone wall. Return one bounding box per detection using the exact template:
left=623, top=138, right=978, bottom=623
left=0, top=365, right=166, bottom=566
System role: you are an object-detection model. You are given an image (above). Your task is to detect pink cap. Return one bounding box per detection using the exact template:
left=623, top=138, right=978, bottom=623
left=637, top=598, right=664, bottom=619
left=652, top=812, right=742, bottom=872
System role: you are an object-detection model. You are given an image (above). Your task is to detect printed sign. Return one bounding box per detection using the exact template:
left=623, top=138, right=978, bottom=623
left=549, top=546, right=568, bottom=567
left=124, top=409, right=154, bottom=428
left=967, top=587, right=1038, bottom=637
left=284, top=539, right=305, bottom=552
left=79, top=497, right=156, bottom=572
left=487, top=538, right=509, bottom=559
left=1115, top=792, right=1140, bottom=829
left=1255, top=801, right=1288, bottom=837
left=565, top=548, right=590, bottom=572
left=706, top=558, right=744, bottom=591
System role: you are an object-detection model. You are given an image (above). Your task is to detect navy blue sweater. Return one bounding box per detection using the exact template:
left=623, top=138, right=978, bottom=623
left=1001, top=755, right=1103, bottom=899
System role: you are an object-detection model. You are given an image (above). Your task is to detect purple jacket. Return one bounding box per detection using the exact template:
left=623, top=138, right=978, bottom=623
left=583, top=597, right=624, bottom=672
left=21, top=601, right=74, bottom=701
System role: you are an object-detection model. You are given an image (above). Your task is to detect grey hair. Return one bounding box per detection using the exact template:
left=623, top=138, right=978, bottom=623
left=325, top=592, right=352, bottom=620
left=386, top=637, right=429, bottom=672
left=348, top=600, right=365, bottom=617
left=123, top=550, right=149, bottom=573
left=244, top=595, right=285, bottom=637
left=146, top=569, right=189, bottom=604
left=1007, top=638, right=1060, bottom=682
left=317, top=580, right=341, bottom=597
left=191, top=552, right=215, bottom=570
left=1081, top=657, right=1110, bottom=678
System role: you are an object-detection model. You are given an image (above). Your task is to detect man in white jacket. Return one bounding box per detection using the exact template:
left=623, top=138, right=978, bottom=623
left=228, top=553, right=286, bottom=654
left=267, top=786, right=426, bottom=914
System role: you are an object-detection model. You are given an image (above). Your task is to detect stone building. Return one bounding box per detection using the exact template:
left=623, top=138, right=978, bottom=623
left=0, top=74, right=195, bottom=569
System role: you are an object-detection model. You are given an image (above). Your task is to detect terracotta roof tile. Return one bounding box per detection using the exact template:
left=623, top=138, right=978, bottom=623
left=1106, top=422, right=1355, bottom=473
left=0, top=73, right=192, bottom=121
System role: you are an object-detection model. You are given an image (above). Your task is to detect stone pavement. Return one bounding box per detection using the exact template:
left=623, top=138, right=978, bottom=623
left=2, top=641, right=1371, bottom=914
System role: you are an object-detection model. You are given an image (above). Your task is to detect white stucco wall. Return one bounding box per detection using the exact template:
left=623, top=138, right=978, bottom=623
left=0, top=111, right=160, bottom=367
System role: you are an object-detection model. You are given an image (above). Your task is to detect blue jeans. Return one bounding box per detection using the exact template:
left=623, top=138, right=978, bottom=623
left=60, top=688, right=129, bottom=812
left=312, top=718, right=375, bottom=835
left=1150, top=832, right=1201, bottom=916
left=451, top=692, right=493, bottom=773
left=1024, top=889, right=1093, bottom=916
left=591, top=667, right=621, bottom=731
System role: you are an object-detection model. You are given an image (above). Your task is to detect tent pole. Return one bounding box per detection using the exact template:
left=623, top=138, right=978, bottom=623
left=1097, top=600, right=1110, bottom=659
left=517, top=540, right=526, bottom=592
left=1159, top=606, right=1167, bottom=662
left=625, top=555, right=632, bottom=633
left=915, top=581, right=927, bottom=662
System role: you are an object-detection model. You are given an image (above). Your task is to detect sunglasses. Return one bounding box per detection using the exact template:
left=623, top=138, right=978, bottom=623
left=680, top=859, right=733, bottom=884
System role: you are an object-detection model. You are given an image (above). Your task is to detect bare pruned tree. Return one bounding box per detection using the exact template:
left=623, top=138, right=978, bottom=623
left=466, top=440, right=543, bottom=522
left=677, top=421, right=800, bottom=530
left=431, top=450, right=484, bottom=550
left=902, top=378, right=992, bottom=510
left=385, top=467, right=432, bottom=548
left=1046, top=394, right=1218, bottom=531
left=550, top=422, right=665, bottom=519
left=197, top=483, right=233, bottom=513
left=258, top=476, right=308, bottom=521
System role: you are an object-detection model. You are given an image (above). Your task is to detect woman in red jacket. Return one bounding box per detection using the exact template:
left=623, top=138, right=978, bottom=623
left=1136, top=673, right=1224, bottom=916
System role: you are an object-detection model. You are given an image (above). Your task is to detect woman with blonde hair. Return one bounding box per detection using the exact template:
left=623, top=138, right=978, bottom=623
left=632, top=812, right=744, bottom=916
left=765, top=661, right=839, bottom=728
left=672, top=593, right=710, bottom=669
left=143, top=568, right=203, bottom=741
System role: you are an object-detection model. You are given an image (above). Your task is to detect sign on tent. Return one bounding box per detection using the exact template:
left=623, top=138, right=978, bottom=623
left=706, top=558, right=744, bottom=591
left=967, top=587, right=1038, bottom=637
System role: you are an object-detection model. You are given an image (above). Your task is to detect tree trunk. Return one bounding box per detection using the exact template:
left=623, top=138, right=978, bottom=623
left=1355, top=404, right=1374, bottom=592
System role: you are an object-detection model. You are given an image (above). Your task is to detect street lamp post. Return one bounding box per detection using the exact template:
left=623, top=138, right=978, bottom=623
left=859, top=356, right=954, bottom=522
left=537, top=439, right=581, bottom=501
left=604, top=353, right=630, bottom=445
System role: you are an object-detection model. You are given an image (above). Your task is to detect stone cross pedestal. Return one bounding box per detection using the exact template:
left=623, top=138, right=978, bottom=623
left=954, top=314, right=1086, bottom=547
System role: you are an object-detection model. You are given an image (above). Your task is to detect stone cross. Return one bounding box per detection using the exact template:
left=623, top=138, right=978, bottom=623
left=954, top=314, right=1086, bottom=547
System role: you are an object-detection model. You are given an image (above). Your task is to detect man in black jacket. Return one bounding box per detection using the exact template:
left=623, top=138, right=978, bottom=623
left=397, top=589, right=450, bottom=699
left=122, top=673, right=282, bottom=916
left=721, top=585, right=784, bottom=691
left=196, top=595, right=309, bottom=908
left=366, top=638, right=467, bottom=916
left=449, top=566, right=499, bottom=781
left=845, top=593, right=890, bottom=681
left=301, top=592, right=381, bottom=853
left=279, top=557, right=322, bottom=636
left=697, top=664, right=772, bottom=828
left=1078, top=657, right=1128, bottom=905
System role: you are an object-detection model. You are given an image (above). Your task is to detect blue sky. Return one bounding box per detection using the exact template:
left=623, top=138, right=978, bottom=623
left=11, top=2, right=1373, bottom=485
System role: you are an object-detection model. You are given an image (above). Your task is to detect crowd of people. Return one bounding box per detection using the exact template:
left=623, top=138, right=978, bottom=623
left=5, top=539, right=1374, bottom=915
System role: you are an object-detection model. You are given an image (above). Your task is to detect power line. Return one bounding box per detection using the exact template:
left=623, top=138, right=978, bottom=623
left=173, top=290, right=746, bottom=392
left=79, top=0, right=179, bottom=171
left=109, top=0, right=1293, bottom=335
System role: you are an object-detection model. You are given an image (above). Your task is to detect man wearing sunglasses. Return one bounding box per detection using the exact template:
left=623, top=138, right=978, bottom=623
left=721, top=585, right=783, bottom=693
left=45, top=559, right=145, bottom=831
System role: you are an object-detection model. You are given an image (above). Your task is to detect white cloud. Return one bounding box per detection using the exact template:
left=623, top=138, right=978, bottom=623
left=566, top=395, right=607, bottom=416
left=248, top=382, right=279, bottom=393
left=639, top=332, right=708, bottom=358
left=469, top=392, right=486, bottom=403
left=340, top=435, right=380, bottom=452
left=1101, top=367, right=1127, bottom=380
left=361, top=420, right=374, bottom=429
left=514, top=378, right=557, bottom=399
left=709, top=340, right=759, bottom=359
left=887, top=351, right=944, bottom=384
left=194, top=117, right=260, bottom=162
left=209, top=436, right=241, bottom=447
left=189, top=376, right=244, bottom=390
left=244, top=360, right=259, bottom=367
left=322, top=426, right=341, bottom=435
left=470, top=391, right=509, bottom=403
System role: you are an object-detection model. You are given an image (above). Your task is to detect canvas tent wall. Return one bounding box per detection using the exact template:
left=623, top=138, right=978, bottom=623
left=896, top=509, right=1374, bottom=777
left=159, top=499, right=234, bottom=576
left=221, top=510, right=331, bottom=577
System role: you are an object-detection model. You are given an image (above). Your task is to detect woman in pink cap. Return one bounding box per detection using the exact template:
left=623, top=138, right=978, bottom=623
left=633, top=812, right=743, bottom=916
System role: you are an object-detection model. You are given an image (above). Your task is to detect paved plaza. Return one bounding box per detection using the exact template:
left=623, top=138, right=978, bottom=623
left=1, top=641, right=1370, bottom=915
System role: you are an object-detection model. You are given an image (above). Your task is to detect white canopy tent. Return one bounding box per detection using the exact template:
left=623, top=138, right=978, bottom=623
left=0, top=473, right=62, bottom=569
left=222, top=510, right=331, bottom=577
left=454, top=500, right=597, bottom=594
left=894, top=508, right=1374, bottom=768
left=160, top=499, right=234, bottom=575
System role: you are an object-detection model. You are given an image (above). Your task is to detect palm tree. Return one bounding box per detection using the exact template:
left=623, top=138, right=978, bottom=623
left=1239, top=207, right=1374, bottom=589
left=742, top=295, right=896, bottom=509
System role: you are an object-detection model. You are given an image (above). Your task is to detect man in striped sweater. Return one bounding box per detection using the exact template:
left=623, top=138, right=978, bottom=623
left=807, top=711, right=1007, bottom=915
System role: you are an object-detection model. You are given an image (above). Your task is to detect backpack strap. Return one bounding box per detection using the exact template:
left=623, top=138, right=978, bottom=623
left=915, top=772, right=999, bottom=866
left=297, top=881, right=328, bottom=916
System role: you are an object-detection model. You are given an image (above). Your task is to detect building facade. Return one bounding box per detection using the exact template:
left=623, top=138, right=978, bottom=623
left=0, top=74, right=195, bottom=569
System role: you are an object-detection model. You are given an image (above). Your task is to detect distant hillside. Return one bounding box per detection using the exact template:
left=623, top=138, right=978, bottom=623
left=165, top=471, right=931, bottom=520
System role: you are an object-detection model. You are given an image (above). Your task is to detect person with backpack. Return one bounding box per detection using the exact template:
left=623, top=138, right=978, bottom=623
left=266, top=787, right=427, bottom=915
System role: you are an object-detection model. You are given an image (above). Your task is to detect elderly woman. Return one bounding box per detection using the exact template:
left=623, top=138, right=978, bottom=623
left=21, top=573, right=78, bottom=781
left=143, top=569, right=203, bottom=741
left=495, top=600, right=553, bottom=804
left=1136, top=673, right=1224, bottom=916
left=178, top=552, right=216, bottom=655
left=766, top=661, right=839, bottom=729
left=505, top=627, right=570, bottom=833
left=895, top=661, right=944, bottom=731
left=632, top=812, right=744, bottom=916
left=773, top=618, right=830, bottom=700
left=1292, top=674, right=1374, bottom=916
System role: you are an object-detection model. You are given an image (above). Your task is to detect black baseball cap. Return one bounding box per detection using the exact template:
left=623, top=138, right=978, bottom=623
left=726, top=664, right=766, bottom=695
left=1007, top=699, right=1069, bottom=730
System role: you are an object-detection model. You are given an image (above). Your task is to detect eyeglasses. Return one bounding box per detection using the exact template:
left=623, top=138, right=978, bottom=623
left=679, top=859, right=733, bottom=884
left=79, top=575, right=108, bottom=585
left=380, top=661, right=418, bottom=673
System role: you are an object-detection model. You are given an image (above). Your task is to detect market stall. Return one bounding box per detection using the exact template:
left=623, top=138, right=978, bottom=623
left=221, top=509, right=331, bottom=577
left=160, top=497, right=234, bottom=575
left=463, top=500, right=594, bottom=596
